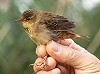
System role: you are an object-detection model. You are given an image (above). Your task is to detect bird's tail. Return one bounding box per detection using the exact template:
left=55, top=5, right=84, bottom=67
left=74, top=34, right=90, bottom=41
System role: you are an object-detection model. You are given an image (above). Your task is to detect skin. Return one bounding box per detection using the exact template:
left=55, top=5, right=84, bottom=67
left=34, top=39, right=100, bottom=74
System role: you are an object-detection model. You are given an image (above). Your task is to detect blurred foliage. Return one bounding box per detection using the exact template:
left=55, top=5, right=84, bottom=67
left=0, top=0, right=100, bottom=74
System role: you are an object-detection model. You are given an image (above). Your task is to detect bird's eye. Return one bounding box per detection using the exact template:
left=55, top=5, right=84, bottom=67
left=26, top=18, right=31, bottom=21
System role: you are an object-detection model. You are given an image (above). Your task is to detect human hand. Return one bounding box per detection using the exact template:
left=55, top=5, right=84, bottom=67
left=34, top=39, right=100, bottom=74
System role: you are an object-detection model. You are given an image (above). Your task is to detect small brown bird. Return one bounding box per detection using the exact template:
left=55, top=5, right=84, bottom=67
left=15, top=9, right=84, bottom=70
left=16, top=9, right=81, bottom=45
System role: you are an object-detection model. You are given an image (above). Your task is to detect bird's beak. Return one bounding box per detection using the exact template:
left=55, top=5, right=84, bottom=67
left=15, top=19, right=23, bottom=22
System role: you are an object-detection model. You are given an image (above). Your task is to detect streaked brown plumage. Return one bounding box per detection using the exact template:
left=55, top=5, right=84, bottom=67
left=16, top=9, right=80, bottom=45
left=16, top=9, right=85, bottom=70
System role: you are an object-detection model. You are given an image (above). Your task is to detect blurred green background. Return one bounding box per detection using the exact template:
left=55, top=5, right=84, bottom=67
left=0, top=0, right=100, bottom=74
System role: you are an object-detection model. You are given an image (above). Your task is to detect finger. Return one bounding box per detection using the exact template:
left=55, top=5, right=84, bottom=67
left=33, top=57, right=57, bottom=72
left=46, top=40, right=100, bottom=70
left=57, top=64, right=69, bottom=74
left=57, top=39, right=85, bottom=51
left=36, top=45, right=47, bottom=57
left=46, top=41, right=74, bottom=63
left=46, top=40, right=100, bottom=74
left=57, top=63, right=75, bottom=74
left=46, top=40, right=89, bottom=66
left=57, top=39, right=74, bottom=46
left=37, top=68, right=61, bottom=74
left=46, top=57, right=57, bottom=70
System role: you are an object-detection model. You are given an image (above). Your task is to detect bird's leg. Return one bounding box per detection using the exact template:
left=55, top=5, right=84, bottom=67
left=29, top=64, right=34, bottom=66
left=32, top=55, right=48, bottom=70
left=39, top=55, right=48, bottom=70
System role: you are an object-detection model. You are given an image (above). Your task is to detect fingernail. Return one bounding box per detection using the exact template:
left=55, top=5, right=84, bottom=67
left=49, top=41, right=60, bottom=52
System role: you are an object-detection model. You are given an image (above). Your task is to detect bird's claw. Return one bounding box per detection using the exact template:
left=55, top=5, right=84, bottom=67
left=34, top=56, right=48, bottom=70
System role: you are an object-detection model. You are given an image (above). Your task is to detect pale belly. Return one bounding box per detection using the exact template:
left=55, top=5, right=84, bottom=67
left=27, top=29, right=52, bottom=45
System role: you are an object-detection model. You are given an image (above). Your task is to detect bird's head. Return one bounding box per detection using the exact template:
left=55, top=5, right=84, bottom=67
left=15, top=9, right=37, bottom=29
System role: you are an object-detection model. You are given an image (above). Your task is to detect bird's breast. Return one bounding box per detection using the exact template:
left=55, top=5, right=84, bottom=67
left=26, top=24, right=51, bottom=45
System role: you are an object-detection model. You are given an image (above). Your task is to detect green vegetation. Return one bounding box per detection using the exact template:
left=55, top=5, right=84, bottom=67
left=0, top=0, right=100, bottom=74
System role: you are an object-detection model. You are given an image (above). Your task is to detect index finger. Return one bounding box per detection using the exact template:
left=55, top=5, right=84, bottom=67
left=36, top=45, right=48, bottom=57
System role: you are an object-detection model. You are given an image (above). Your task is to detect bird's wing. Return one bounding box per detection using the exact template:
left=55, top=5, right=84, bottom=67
left=38, top=12, right=81, bottom=39
left=40, top=12, right=76, bottom=31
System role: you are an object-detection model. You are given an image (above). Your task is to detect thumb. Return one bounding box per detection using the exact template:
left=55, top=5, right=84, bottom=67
left=46, top=41, right=78, bottom=66
left=46, top=40, right=99, bottom=68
